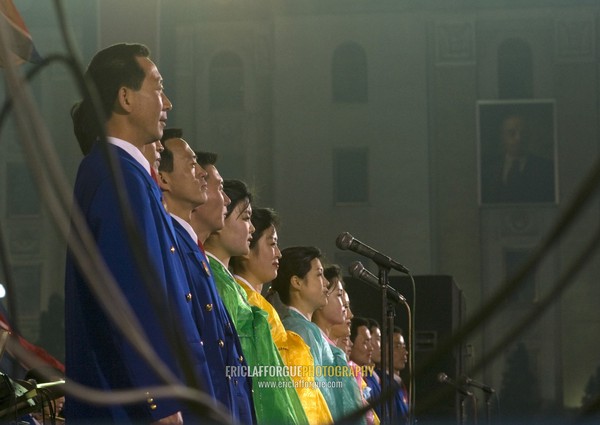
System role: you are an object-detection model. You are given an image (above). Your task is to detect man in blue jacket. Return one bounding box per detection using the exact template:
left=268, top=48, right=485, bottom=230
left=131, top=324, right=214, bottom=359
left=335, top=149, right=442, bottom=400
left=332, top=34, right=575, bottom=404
left=157, top=129, right=255, bottom=424
left=65, top=43, right=215, bottom=424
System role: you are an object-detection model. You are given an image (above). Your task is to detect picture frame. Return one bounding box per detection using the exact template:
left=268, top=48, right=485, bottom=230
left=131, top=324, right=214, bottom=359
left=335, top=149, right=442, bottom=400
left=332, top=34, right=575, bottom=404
left=477, top=100, right=558, bottom=205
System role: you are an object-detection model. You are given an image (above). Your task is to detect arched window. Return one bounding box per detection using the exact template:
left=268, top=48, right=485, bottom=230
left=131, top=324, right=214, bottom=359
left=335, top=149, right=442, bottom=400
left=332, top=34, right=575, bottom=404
left=209, top=51, right=244, bottom=109
left=332, top=42, right=368, bottom=103
left=498, top=38, right=533, bottom=99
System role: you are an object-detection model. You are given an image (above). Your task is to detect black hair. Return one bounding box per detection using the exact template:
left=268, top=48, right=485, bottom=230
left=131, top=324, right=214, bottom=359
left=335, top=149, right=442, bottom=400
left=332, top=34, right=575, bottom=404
left=230, top=207, right=280, bottom=272
left=223, top=179, right=252, bottom=218
left=72, top=43, right=150, bottom=155
left=367, top=318, right=380, bottom=330
left=158, top=128, right=184, bottom=172
left=323, top=264, right=341, bottom=282
left=350, top=317, right=371, bottom=343
left=161, top=128, right=183, bottom=142
left=195, top=151, right=218, bottom=168
left=270, top=246, right=322, bottom=305
left=249, top=208, right=279, bottom=250
left=323, top=264, right=344, bottom=292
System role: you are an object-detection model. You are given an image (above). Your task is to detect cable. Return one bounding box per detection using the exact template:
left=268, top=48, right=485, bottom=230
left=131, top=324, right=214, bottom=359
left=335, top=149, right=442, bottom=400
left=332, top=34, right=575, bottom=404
left=0, top=3, right=228, bottom=422
left=471, top=223, right=600, bottom=383
left=48, top=1, right=211, bottom=404
left=0, top=54, right=78, bottom=381
left=335, top=379, right=403, bottom=425
left=412, top=156, right=600, bottom=416
left=414, top=156, right=600, bottom=377
left=405, top=273, right=416, bottom=425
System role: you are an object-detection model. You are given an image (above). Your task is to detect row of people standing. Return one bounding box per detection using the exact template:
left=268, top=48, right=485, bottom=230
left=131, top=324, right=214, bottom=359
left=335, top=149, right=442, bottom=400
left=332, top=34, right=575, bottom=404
left=194, top=176, right=380, bottom=424
left=64, top=42, right=408, bottom=424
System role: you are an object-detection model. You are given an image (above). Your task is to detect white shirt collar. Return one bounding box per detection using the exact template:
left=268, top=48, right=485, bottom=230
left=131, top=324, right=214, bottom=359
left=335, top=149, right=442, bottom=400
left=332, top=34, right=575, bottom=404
left=234, top=275, right=258, bottom=293
left=107, top=137, right=151, bottom=176
left=288, top=306, right=310, bottom=321
left=206, top=252, right=235, bottom=280
left=170, top=214, right=197, bottom=242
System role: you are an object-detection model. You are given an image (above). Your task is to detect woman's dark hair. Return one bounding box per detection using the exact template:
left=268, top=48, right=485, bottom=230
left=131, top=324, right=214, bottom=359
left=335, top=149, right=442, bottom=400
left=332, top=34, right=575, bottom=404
left=249, top=208, right=280, bottom=250
left=323, top=264, right=345, bottom=292
left=72, top=43, right=150, bottom=155
left=270, top=246, right=322, bottom=305
left=223, top=179, right=253, bottom=218
left=230, top=207, right=280, bottom=271
left=323, top=264, right=341, bottom=282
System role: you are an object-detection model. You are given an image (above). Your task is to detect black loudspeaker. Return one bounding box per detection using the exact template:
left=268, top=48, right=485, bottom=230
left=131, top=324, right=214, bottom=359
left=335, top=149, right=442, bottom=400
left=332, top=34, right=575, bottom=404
left=344, top=274, right=466, bottom=423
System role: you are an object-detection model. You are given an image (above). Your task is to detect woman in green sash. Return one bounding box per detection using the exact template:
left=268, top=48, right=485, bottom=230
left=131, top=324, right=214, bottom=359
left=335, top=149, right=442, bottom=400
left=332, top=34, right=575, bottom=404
left=204, top=180, right=308, bottom=425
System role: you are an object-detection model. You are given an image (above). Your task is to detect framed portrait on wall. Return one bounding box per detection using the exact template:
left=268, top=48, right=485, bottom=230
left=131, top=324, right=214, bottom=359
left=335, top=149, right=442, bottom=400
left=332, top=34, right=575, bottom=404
left=477, top=100, right=557, bottom=205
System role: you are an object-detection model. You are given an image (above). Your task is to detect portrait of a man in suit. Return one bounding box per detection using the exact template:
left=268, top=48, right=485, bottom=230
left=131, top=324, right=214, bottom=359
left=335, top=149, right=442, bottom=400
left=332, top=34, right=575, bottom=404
left=478, top=100, right=557, bottom=205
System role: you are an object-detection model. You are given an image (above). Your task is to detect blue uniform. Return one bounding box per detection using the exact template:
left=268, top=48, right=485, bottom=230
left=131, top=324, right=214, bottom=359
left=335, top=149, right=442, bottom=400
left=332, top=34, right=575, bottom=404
left=171, top=218, right=255, bottom=424
left=65, top=141, right=213, bottom=423
left=373, top=368, right=409, bottom=423
left=364, top=372, right=382, bottom=418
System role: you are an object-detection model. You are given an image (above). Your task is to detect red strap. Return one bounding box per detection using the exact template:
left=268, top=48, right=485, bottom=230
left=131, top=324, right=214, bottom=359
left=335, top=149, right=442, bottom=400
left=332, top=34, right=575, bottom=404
left=197, top=239, right=206, bottom=255
left=150, top=168, right=159, bottom=184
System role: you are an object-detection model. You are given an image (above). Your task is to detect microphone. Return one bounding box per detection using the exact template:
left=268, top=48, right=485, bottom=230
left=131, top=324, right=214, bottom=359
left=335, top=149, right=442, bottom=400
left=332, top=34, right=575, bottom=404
left=437, top=372, right=473, bottom=397
left=336, top=232, right=410, bottom=274
left=461, top=375, right=495, bottom=394
left=348, top=261, right=406, bottom=304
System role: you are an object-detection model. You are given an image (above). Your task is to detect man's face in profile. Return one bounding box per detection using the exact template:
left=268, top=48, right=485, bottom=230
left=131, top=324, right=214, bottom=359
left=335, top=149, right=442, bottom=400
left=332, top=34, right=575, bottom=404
left=393, top=332, right=408, bottom=372
left=501, top=115, right=527, bottom=158
left=143, top=140, right=163, bottom=174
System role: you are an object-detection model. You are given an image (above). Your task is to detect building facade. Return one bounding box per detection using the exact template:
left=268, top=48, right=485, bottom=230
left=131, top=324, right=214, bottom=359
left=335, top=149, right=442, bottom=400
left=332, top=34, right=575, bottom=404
left=1, top=0, right=599, bottom=415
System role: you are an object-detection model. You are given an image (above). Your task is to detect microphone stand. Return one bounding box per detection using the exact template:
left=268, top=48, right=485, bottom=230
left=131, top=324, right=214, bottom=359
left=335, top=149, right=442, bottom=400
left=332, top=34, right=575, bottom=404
left=459, top=392, right=478, bottom=425
left=458, top=392, right=469, bottom=425
left=386, top=300, right=396, bottom=425
left=483, top=390, right=493, bottom=425
left=464, top=377, right=494, bottom=425
left=378, top=265, right=393, bottom=425
left=471, top=393, right=478, bottom=425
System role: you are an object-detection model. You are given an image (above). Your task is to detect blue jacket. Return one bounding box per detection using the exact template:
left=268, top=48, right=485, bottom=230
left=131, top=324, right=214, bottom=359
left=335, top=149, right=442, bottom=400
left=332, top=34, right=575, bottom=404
left=65, top=142, right=213, bottom=423
left=171, top=219, right=255, bottom=424
left=364, top=372, right=382, bottom=418
left=373, top=369, right=409, bottom=423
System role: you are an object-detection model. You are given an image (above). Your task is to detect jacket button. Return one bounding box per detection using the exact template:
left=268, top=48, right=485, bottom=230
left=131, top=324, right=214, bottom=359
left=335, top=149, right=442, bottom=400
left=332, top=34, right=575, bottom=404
left=205, top=304, right=213, bottom=312
left=170, top=246, right=175, bottom=253
left=218, top=339, right=224, bottom=348
left=150, top=404, right=157, bottom=410
left=186, top=293, right=192, bottom=301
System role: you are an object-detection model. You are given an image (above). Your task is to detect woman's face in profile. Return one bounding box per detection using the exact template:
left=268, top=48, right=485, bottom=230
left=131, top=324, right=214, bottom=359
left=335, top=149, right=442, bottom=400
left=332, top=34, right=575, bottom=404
left=318, top=279, right=346, bottom=326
